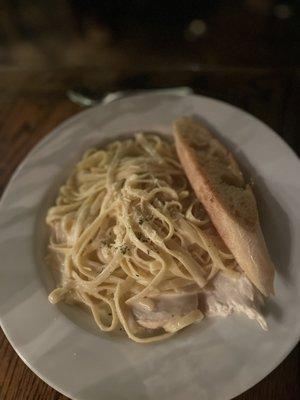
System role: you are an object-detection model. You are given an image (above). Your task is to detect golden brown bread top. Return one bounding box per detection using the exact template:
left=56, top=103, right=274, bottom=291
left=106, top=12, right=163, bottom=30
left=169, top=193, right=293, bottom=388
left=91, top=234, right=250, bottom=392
left=173, top=117, right=275, bottom=297
left=173, top=117, right=258, bottom=230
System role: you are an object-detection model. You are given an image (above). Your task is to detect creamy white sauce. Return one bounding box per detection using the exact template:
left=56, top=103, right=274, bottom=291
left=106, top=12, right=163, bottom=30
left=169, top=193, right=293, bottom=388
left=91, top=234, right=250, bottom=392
left=132, top=293, right=198, bottom=330
left=200, top=271, right=267, bottom=330
left=51, top=221, right=267, bottom=331
left=132, top=271, right=267, bottom=331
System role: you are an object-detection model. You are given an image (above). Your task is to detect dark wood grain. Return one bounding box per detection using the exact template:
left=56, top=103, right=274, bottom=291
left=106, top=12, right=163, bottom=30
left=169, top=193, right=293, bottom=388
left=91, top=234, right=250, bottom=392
left=0, top=68, right=299, bottom=400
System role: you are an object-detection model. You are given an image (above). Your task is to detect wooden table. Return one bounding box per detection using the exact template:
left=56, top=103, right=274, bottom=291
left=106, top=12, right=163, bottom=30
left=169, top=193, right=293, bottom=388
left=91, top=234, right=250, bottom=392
left=0, top=67, right=299, bottom=400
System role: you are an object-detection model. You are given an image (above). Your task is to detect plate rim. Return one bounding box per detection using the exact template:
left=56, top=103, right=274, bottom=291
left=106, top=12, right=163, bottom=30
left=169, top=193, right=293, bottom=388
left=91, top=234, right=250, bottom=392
left=0, top=92, right=299, bottom=400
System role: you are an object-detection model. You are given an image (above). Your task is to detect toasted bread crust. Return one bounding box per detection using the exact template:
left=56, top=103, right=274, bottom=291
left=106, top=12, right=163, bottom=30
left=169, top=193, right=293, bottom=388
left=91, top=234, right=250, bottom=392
left=173, top=117, right=275, bottom=296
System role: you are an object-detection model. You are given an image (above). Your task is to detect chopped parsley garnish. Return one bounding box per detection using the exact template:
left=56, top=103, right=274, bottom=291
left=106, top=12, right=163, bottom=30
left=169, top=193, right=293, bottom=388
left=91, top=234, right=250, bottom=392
left=101, top=239, right=112, bottom=248
left=119, top=244, right=129, bottom=255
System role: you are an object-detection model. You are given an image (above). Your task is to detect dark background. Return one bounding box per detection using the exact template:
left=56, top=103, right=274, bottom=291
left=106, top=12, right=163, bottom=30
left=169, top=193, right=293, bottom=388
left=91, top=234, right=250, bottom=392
left=0, top=1, right=299, bottom=400
left=0, top=0, right=299, bottom=155
left=0, top=0, right=299, bottom=69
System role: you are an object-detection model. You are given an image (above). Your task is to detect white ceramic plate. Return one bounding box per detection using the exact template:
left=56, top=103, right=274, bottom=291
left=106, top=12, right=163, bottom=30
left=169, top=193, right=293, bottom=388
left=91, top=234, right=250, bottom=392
left=0, top=94, right=299, bottom=400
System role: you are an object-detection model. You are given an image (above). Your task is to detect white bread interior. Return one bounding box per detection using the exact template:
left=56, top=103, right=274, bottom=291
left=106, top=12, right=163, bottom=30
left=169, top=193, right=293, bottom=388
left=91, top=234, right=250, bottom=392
left=173, top=117, right=275, bottom=297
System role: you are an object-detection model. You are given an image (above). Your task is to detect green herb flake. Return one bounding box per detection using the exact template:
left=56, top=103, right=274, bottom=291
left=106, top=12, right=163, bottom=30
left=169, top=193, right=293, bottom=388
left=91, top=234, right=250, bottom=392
left=120, top=245, right=128, bottom=255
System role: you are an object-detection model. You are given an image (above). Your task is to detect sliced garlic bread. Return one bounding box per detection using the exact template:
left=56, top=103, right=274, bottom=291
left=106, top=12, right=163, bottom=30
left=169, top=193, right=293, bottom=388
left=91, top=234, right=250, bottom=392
left=173, top=117, right=275, bottom=297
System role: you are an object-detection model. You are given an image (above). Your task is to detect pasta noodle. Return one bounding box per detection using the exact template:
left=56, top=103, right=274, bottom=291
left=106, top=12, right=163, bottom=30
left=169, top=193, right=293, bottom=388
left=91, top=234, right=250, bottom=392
left=46, top=133, right=234, bottom=342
